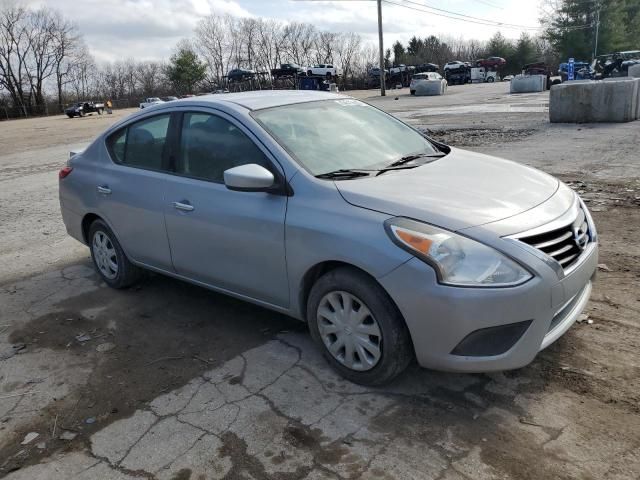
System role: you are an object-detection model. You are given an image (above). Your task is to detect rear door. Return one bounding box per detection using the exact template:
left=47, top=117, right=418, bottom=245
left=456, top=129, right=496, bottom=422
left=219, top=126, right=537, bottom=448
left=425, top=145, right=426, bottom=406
left=96, top=113, right=176, bottom=271
left=163, top=109, right=289, bottom=307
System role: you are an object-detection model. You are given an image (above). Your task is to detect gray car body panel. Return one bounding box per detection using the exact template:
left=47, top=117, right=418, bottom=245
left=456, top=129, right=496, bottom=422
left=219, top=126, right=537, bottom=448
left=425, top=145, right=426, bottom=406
left=59, top=90, right=597, bottom=373
left=334, top=148, right=560, bottom=232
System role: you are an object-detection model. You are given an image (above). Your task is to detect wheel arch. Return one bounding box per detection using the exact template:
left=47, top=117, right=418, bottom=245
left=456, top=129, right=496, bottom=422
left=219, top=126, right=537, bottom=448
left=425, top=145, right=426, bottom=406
left=298, top=260, right=404, bottom=326
left=81, top=212, right=137, bottom=266
left=81, top=212, right=102, bottom=244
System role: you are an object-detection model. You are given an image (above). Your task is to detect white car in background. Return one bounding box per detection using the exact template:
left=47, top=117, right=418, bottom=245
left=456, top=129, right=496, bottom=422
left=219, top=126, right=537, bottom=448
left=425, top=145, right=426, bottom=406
left=410, top=72, right=448, bottom=96
left=306, top=64, right=342, bottom=78
left=139, top=97, right=164, bottom=109
left=443, top=61, right=467, bottom=71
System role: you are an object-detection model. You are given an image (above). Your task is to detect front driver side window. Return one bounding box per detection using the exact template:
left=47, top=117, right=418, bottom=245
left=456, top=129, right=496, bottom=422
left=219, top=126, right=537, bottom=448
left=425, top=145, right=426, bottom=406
left=177, top=112, right=270, bottom=183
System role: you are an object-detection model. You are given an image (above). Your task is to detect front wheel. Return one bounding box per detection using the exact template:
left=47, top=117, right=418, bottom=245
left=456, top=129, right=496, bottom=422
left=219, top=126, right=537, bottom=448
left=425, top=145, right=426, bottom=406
left=89, top=220, right=142, bottom=289
left=307, top=267, right=413, bottom=385
left=487, top=76, right=495, bottom=83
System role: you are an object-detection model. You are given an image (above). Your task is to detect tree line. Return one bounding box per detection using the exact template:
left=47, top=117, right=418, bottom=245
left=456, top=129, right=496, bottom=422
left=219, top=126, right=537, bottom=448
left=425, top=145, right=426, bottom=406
left=1, top=0, right=638, bottom=117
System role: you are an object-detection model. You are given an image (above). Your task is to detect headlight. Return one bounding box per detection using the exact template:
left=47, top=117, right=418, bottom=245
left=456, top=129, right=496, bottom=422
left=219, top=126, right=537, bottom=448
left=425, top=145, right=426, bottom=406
left=385, top=218, right=532, bottom=287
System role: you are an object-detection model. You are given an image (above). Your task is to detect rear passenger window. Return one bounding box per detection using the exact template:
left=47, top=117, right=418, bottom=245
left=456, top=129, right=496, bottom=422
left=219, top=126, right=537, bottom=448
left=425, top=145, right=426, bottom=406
left=177, top=112, right=270, bottom=183
left=107, top=114, right=171, bottom=171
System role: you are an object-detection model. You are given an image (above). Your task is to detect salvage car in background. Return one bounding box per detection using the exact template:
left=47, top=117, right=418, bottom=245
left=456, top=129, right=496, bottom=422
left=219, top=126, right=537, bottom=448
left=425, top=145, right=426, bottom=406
left=410, top=72, right=448, bottom=95
left=306, top=64, right=342, bottom=78
left=139, top=97, right=164, bottom=109
left=59, top=91, right=598, bottom=385
left=65, top=101, right=104, bottom=118
left=227, top=68, right=257, bottom=82
left=443, top=60, right=467, bottom=71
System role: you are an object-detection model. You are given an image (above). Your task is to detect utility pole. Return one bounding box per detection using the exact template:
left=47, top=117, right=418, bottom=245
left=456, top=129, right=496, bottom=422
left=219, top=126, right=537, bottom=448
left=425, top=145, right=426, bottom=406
left=593, top=2, right=601, bottom=60
left=377, top=0, right=386, bottom=96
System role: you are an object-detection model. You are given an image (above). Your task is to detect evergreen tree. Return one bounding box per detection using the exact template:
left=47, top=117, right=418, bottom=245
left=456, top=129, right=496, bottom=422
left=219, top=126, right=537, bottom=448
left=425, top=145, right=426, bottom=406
left=165, top=43, right=206, bottom=95
left=392, top=40, right=405, bottom=65
left=543, top=0, right=640, bottom=61
left=513, top=33, right=538, bottom=68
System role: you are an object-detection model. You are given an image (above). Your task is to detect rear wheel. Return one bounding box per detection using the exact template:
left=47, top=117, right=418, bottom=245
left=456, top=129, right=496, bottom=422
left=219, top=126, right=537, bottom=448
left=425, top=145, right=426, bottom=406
left=487, top=76, right=495, bottom=83
left=89, top=220, right=142, bottom=289
left=307, top=267, right=413, bottom=385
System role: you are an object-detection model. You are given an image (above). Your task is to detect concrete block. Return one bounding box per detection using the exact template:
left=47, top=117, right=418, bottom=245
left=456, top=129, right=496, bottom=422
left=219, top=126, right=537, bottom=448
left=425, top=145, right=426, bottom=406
left=629, top=64, right=640, bottom=78
left=549, top=79, right=639, bottom=123
left=414, top=81, right=444, bottom=96
left=510, top=74, right=546, bottom=93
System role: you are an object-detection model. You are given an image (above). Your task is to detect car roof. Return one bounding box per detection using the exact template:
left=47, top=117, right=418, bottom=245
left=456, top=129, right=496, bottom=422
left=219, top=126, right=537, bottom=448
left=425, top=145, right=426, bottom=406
left=168, top=90, right=347, bottom=111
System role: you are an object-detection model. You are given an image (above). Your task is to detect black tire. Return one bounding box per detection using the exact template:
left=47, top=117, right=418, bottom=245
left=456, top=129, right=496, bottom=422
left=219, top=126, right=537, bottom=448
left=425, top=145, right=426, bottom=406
left=88, top=219, right=142, bottom=289
left=67, top=114, right=74, bottom=119
left=307, top=70, right=313, bottom=76
left=487, top=76, right=495, bottom=83
left=307, top=267, right=413, bottom=385
left=410, top=90, right=415, bottom=95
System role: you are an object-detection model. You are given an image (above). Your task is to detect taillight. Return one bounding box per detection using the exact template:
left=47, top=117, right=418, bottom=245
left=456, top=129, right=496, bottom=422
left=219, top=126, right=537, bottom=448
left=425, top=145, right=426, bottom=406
left=59, top=166, right=73, bottom=179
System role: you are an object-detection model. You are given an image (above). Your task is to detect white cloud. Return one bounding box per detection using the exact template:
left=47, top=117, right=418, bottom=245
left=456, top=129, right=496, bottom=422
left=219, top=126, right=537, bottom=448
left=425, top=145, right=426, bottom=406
left=23, top=0, right=543, bottom=62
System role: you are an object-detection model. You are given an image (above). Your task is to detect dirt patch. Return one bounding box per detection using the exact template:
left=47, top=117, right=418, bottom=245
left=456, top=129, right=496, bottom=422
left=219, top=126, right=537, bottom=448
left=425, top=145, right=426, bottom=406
left=1, top=271, right=301, bottom=474
left=423, top=127, right=537, bottom=147
left=561, top=177, right=640, bottom=210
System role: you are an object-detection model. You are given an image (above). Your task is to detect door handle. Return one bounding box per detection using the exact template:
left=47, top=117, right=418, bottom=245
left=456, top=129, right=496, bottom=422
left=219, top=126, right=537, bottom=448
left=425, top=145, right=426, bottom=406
left=173, top=201, right=194, bottom=212
left=97, top=185, right=111, bottom=195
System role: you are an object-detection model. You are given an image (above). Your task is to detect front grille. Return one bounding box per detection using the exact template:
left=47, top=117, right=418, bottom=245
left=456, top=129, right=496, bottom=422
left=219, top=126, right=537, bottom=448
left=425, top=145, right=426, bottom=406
left=518, top=206, right=590, bottom=270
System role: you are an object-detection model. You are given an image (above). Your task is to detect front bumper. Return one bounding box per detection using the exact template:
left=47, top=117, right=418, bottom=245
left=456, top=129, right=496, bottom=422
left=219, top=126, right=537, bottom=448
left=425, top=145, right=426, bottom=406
left=378, top=242, right=598, bottom=372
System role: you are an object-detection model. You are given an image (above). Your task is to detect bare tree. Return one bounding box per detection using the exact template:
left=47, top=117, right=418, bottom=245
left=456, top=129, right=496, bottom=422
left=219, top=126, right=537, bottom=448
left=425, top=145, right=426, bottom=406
left=0, top=4, right=30, bottom=113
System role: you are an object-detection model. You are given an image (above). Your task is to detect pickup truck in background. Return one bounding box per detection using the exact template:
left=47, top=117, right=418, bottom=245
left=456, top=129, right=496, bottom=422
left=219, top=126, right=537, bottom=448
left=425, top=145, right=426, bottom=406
left=139, top=97, right=164, bottom=109
left=271, top=63, right=306, bottom=78
left=64, top=101, right=104, bottom=118
left=306, top=64, right=342, bottom=77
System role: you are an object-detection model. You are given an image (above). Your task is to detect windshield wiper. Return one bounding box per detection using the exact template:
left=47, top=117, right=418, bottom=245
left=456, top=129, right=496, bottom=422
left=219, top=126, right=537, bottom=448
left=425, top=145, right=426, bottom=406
left=387, top=152, right=447, bottom=168
left=315, top=169, right=373, bottom=180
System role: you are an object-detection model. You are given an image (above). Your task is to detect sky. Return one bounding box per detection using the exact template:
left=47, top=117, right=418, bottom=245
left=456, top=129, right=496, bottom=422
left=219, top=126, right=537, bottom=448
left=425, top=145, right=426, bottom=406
left=23, top=0, right=543, bottom=63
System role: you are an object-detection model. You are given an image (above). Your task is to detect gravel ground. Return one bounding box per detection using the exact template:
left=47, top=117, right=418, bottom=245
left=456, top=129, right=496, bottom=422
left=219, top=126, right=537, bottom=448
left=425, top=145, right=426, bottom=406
left=1, top=83, right=639, bottom=479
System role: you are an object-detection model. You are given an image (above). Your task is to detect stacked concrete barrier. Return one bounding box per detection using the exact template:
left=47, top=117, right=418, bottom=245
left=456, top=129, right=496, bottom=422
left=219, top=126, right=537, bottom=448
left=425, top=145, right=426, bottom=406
left=510, top=74, right=546, bottom=93
left=414, top=82, right=444, bottom=96
left=629, top=64, right=640, bottom=78
left=549, top=78, right=640, bottom=123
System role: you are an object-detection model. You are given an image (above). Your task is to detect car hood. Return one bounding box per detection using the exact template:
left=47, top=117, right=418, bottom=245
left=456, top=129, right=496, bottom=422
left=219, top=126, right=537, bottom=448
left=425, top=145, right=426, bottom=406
left=335, top=147, right=559, bottom=232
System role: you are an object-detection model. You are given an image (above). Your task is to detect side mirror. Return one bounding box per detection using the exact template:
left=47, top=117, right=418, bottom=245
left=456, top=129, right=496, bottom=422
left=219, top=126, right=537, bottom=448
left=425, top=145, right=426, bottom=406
left=224, top=164, right=275, bottom=192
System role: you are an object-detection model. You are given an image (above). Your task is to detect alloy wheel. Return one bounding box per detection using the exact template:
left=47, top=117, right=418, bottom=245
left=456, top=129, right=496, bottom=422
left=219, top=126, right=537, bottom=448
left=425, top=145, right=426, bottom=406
left=317, top=291, right=382, bottom=371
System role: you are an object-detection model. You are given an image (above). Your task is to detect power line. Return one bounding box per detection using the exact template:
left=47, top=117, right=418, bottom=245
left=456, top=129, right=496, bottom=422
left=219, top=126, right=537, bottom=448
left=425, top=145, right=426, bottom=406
left=474, top=0, right=503, bottom=9
left=396, top=0, right=543, bottom=29
left=382, top=0, right=538, bottom=29
left=383, top=0, right=595, bottom=32
left=404, top=0, right=540, bottom=30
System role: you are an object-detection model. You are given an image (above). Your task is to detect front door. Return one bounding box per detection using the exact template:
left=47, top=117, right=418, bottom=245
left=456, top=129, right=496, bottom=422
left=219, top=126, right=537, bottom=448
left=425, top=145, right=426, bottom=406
left=163, top=110, right=289, bottom=307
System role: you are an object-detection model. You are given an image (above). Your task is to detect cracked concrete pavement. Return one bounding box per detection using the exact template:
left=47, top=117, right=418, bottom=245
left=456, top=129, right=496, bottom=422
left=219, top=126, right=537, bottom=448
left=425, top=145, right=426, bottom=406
left=2, top=83, right=640, bottom=479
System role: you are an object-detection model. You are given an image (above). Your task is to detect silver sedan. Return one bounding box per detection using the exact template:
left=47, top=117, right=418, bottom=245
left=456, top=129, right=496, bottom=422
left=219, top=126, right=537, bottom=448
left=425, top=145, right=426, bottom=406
left=59, top=91, right=597, bottom=385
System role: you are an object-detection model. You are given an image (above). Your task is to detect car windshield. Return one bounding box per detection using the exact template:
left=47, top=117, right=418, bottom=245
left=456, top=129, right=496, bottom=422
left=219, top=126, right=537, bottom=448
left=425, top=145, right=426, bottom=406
left=253, top=99, right=440, bottom=176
